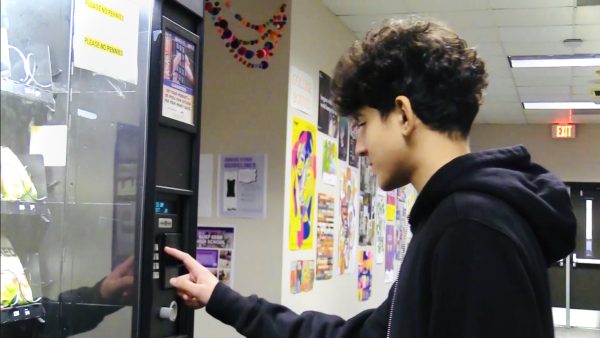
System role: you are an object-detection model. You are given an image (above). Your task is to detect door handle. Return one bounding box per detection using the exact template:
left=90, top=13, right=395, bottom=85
left=572, top=254, right=600, bottom=268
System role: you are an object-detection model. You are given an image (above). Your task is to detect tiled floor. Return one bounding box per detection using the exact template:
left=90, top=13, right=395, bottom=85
left=555, top=327, right=600, bottom=338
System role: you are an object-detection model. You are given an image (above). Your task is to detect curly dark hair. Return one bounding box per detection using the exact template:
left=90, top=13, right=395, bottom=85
left=332, top=18, right=488, bottom=137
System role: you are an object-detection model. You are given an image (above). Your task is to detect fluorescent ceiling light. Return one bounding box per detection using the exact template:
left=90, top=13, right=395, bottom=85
left=509, top=54, right=600, bottom=68
left=523, top=102, right=600, bottom=110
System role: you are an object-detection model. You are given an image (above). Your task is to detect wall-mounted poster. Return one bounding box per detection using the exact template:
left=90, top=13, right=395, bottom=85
left=219, top=154, right=267, bottom=218
left=196, top=226, right=235, bottom=287
left=360, top=157, right=377, bottom=196
left=321, top=140, right=338, bottom=186
left=290, top=66, right=314, bottom=115
left=338, top=117, right=349, bottom=162
left=338, top=167, right=358, bottom=274
left=290, top=260, right=315, bottom=294
left=358, top=249, right=373, bottom=301
left=316, top=194, right=335, bottom=280
left=317, top=71, right=338, bottom=138
left=385, top=224, right=395, bottom=283
left=161, top=22, right=198, bottom=126
left=348, top=119, right=359, bottom=168
left=374, top=192, right=386, bottom=263
left=386, top=190, right=397, bottom=222
left=359, top=193, right=374, bottom=246
left=289, top=118, right=317, bottom=250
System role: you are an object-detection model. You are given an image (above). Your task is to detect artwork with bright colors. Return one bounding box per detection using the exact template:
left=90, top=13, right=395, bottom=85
left=338, top=167, right=358, bottom=274
left=385, top=224, right=395, bottom=283
left=321, top=140, right=338, bottom=186
left=290, top=260, right=315, bottom=294
left=316, top=193, right=335, bottom=280
left=358, top=249, right=373, bottom=301
left=289, top=117, right=316, bottom=250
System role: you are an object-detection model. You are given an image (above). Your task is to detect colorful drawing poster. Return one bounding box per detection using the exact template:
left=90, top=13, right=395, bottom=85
left=359, top=193, right=374, bottom=246
left=338, top=117, right=349, bottom=162
left=386, top=190, right=397, bottom=222
left=316, top=194, right=335, bottom=280
left=290, top=260, right=315, bottom=294
left=348, top=119, right=359, bottom=168
left=219, top=154, right=267, bottom=218
left=358, top=250, right=373, bottom=301
left=317, top=71, right=339, bottom=138
left=289, top=118, right=317, bottom=250
left=196, top=227, right=235, bottom=287
left=374, top=193, right=386, bottom=264
left=338, top=167, right=358, bottom=274
left=321, top=140, right=338, bottom=186
left=385, top=225, right=395, bottom=283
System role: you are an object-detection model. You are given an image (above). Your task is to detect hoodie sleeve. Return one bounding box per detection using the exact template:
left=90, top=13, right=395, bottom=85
left=206, top=282, right=389, bottom=338
left=429, top=219, right=551, bottom=338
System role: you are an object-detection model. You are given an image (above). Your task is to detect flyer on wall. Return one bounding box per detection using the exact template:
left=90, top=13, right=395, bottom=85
left=219, top=154, right=267, bottom=218
left=196, top=226, right=235, bottom=287
left=161, top=29, right=196, bottom=125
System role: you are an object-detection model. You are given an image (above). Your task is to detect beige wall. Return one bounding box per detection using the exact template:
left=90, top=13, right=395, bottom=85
left=470, top=124, right=600, bottom=182
left=280, top=0, right=396, bottom=319
left=195, top=1, right=291, bottom=337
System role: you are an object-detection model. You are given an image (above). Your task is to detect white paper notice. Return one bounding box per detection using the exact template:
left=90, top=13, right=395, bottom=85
left=198, top=154, right=214, bottom=218
left=29, top=125, right=68, bottom=167
left=289, top=66, right=314, bottom=115
left=73, top=0, right=140, bottom=84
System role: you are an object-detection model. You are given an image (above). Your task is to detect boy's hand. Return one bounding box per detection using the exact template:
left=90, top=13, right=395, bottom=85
left=164, top=246, right=219, bottom=309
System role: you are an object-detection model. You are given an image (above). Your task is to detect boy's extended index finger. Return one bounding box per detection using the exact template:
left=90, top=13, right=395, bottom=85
left=164, top=246, right=199, bottom=273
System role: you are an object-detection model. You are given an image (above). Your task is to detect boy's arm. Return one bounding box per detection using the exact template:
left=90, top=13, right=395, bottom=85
left=206, top=282, right=390, bottom=338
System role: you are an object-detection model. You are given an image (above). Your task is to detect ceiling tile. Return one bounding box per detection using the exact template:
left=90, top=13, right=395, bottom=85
left=484, top=55, right=513, bottom=75
left=575, top=25, right=600, bottom=42
left=572, top=114, right=600, bottom=123
left=493, top=7, right=574, bottom=27
left=322, top=0, right=410, bottom=15
left=502, top=41, right=573, bottom=55
left=512, top=68, right=573, bottom=87
left=405, top=0, right=490, bottom=12
left=499, top=26, right=573, bottom=42
left=574, top=41, right=600, bottom=54
left=523, top=109, right=571, bottom=124
left=428, top=10, right=495, bottom=28
left=338, top=14, right=412, bottom=33
left=517, top=86, right=571, bottom=101
left=472, top=42, right=505, bottom=58
left=455, top=27, right=500, bottom=44
left=489, top=0, right=573, bottom=9
left=575, top=6, right=600, bottom=25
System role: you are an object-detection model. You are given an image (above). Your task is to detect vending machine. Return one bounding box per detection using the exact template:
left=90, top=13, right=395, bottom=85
left=0, top=0, right=203, bottom=337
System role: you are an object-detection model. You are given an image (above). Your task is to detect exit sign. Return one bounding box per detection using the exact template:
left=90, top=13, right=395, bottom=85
left=552, top=124, right=576, bottom=139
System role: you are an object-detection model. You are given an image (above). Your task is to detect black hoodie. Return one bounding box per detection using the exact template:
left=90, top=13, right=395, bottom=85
left=205, top=145, right=577, bottom=338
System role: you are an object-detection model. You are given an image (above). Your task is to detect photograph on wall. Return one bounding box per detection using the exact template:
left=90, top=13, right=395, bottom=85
left=385, top=224, right=395, bottom=283
left=321, top=140, right=338, bottom=186
left=196, top=226, right=235, bottom=287
left=316, top=193, right=335, bottom=280
left=338, top=167, right=358, bottom=274
left=161, top=29, right=196, bottom=125
left=348, top=119, right=359, bottom=168
left=358, top=249, right=373, bottom=301
left=290, top=260, right=315, bottom=294
left=219, top=154, right=267, bottom=218
left=374, top=192, right=386, bottom=263
left=289, top=117, right=317, bottom=251
left=338, top=117, right=349, bottom=162
left=359, top=157, right=377, bottom=196
left=358, top=193, right=374, bottom=246
left=317, top=71, right=339, bottom=138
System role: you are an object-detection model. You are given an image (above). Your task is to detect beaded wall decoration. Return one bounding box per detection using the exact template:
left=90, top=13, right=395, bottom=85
left=205, top=1, right=288, bottom=70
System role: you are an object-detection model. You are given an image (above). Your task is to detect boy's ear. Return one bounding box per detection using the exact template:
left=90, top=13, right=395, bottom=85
left=394, top=96, right=417, bottom=136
